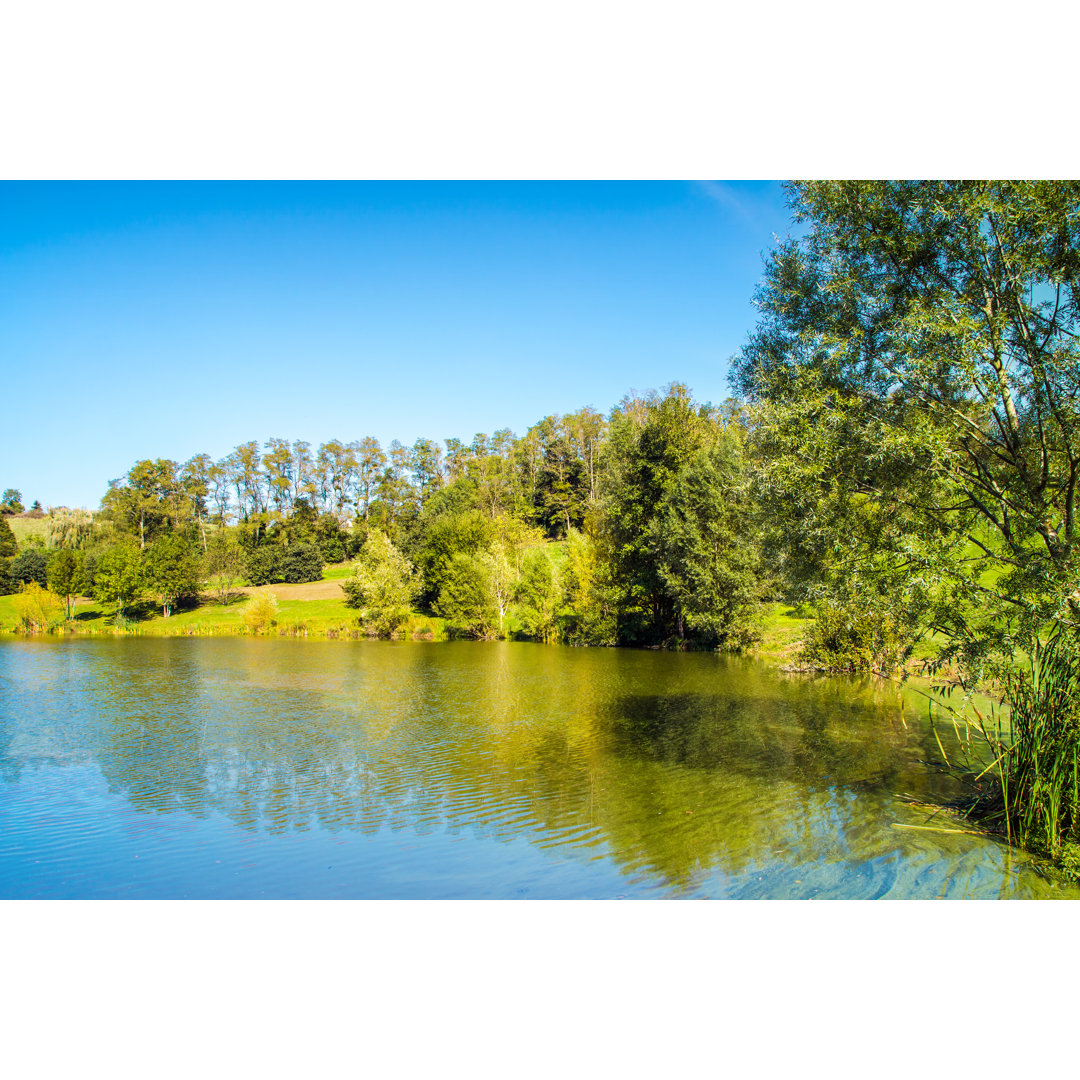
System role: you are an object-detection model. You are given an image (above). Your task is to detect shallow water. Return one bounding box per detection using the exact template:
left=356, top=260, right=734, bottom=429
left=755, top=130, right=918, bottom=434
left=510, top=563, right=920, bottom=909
left=0, top=637, right=1073, bottom=899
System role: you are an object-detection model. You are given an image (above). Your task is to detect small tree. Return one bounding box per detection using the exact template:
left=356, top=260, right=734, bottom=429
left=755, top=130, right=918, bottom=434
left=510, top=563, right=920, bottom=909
left=651, top=441, right=764, bottom=649
left=12, top=582, right=66, bottom=633
left=0, top=516, right=17, bottom=557
left=93, top=541, right=144, bottom=617
left=144, top=534, right=200, bottom=617
left=47, top=507, right=95, bottom=550
left=203, top=533, right=245, bottom=605
left=342, top=529, right=421, bottom=636
left=479, top=540, right=517, bottom=637
left=435, top=552, right=498, bottom=639
left=560, top=528, right=616, bottom=645
left=515, top=546, right=560, bottom=642
left=1, top=489, right=24, bottom=514
left=47, top=549, right=85, bottom=620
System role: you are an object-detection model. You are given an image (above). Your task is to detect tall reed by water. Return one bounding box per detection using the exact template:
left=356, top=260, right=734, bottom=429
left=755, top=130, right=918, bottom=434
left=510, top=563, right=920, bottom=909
left=997, top=628, right=1080, bottom=858
left=934, top=626, right=1080, bottom=869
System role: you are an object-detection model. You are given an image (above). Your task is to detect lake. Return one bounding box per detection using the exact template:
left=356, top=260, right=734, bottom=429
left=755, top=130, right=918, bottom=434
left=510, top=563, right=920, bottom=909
left=1, top=637, right=1073, bottom=899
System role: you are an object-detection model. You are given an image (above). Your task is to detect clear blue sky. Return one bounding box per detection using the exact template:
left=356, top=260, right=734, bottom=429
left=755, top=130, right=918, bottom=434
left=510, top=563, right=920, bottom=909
left=1, top=181, right=793, bottom=510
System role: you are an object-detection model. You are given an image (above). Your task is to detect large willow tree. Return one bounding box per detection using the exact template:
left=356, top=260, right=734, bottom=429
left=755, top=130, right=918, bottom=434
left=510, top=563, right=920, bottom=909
left=733, top=181, right=1080, bottom=666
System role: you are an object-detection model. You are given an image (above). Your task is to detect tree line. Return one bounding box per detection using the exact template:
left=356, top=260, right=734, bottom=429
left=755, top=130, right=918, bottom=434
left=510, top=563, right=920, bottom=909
left=1, top=391, right=764, bottom=646
left=6, top=181, right=1079, bottom=675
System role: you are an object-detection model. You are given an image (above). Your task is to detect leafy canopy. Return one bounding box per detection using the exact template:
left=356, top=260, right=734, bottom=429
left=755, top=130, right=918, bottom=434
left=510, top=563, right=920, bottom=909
left=734, top=181, right=1080, bottom=664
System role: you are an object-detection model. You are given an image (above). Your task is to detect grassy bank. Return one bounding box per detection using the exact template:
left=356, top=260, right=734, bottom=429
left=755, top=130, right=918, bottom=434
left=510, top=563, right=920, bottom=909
left=0, top=579, right=811, bottom=652
left=0, top=567, right=448, bottom=641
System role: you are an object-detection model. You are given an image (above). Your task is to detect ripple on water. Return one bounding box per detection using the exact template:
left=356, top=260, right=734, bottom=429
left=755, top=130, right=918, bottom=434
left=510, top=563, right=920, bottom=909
left=0, top=638, right=1077, bottom=899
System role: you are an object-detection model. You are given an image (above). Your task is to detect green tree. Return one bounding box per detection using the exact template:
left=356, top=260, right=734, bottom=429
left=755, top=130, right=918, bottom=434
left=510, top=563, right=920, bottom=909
left=101, top=459, right=189, bottom=549
left=47, top=549, right=85, bottom=620
left=1, top=489, right=23, bottom=514
left=651, top=440, right=764, bottom=649
left=144, top=534, right=200, bottom=617
left=435, top=552, right=498, bottom=639
left=180, top=454, right=213, bottom=552
left=342, top=529, right=421, bottom=636
left=46, top=507, right=95, bottom=550
left=559, top=527, right=615, bottom=644
left=515, top=546, right=560, bottom=642
left=246, top=545, right=284, bottom=586
left=202, top=533, right=245, bottom=605
left=594, top=383, right=717, bottom=644
left=0, top=515, right=16, bottom=557
left=409, top=438, right=445, bottom=503
left=281, top=542, right=323, bottom=583
left=413, top=509, right=495, bottom=609
left=733, top=181, right=1080, bottom=666
left=93, top=541, right=144, bottom=617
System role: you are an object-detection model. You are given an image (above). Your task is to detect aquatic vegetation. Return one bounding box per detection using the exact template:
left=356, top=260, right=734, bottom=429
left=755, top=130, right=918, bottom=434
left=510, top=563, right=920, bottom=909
left=929, top=625, right=1080, bottom=876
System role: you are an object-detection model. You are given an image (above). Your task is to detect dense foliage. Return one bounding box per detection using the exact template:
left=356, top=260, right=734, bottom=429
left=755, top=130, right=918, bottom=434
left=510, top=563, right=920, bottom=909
left=734, top=180, right=1080, bottom=672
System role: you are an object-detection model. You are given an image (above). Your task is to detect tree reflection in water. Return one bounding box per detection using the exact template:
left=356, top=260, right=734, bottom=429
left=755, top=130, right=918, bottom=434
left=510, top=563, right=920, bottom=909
left=0, top=638, right=1064, bottom=898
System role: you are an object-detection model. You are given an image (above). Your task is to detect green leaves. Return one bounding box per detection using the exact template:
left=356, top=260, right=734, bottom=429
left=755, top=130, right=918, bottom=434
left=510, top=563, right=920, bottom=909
left=736, top=181, right=1080, bottom=664
left=343, top=529, right=420, bottom=637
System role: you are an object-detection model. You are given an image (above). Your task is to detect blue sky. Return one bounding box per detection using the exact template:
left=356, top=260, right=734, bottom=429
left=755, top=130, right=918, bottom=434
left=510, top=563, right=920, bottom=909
left=1, top=181, right=793, bottom=509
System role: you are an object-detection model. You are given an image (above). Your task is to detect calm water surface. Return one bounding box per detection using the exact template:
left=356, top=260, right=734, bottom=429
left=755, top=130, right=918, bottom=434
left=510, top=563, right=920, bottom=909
left=1, top=637, right=1074, bottom=899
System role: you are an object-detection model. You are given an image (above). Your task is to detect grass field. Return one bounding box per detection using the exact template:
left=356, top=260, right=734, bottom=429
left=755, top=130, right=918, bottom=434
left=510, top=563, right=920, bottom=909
left=749, top=603, right=811, bottom=663
left=5, top=516, right=49, bottom=543
left=0, top=573, right=449, bottom=640
left=0, top=573, right=813, bottom=660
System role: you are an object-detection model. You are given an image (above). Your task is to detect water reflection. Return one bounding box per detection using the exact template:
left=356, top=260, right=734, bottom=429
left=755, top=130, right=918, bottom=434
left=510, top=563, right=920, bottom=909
left=0, top=638, right=1071, bottom=898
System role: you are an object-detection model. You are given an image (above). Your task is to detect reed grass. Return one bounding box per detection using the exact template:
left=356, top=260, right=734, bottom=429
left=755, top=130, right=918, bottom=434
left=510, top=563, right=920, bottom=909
left=926, top=624, right=1080, bottom=873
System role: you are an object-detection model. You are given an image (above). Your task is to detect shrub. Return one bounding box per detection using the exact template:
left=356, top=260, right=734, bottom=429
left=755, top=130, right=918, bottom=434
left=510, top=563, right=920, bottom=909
left=799, top=596, right=911, bottom=673
left=244, top=591, right=278, bottom=633
left=246, top=546, right=284, bottom=586
left=281, top=542, right=323, bottom=584
left=320, top=536, right=346, bottom=564
left=10, top=548, right=48, bottom=589
left=12, top=581, right=66, bottom=633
